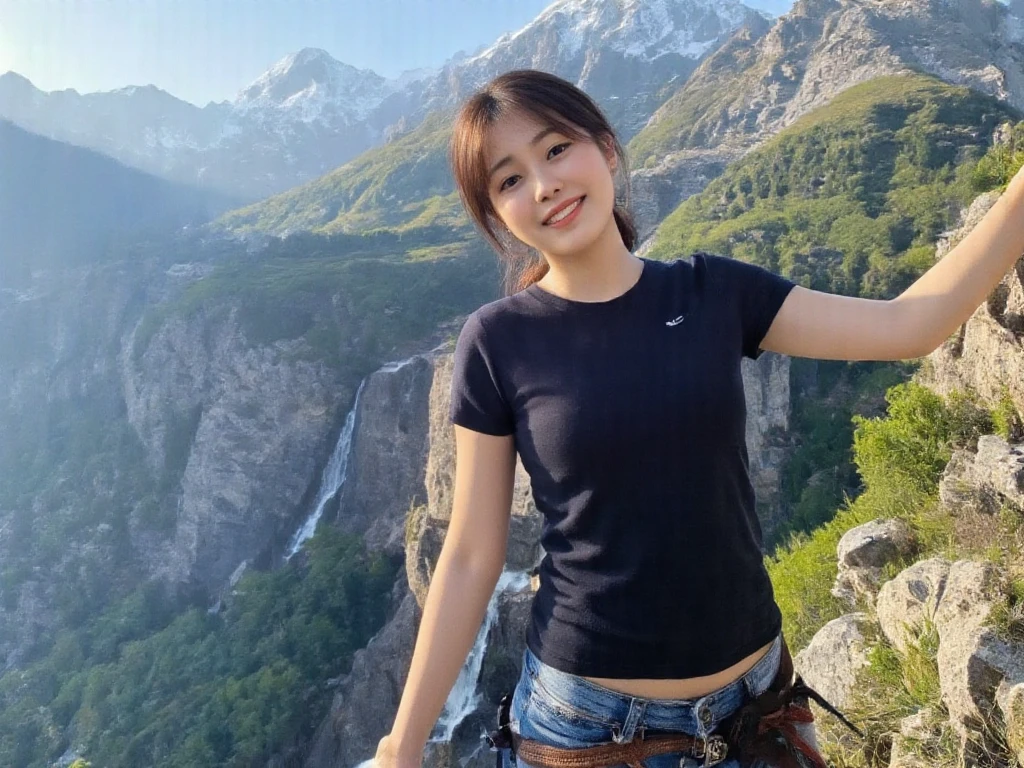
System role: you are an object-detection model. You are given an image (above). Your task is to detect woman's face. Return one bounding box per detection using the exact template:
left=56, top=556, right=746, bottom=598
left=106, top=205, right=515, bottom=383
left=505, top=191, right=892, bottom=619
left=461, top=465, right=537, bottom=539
left=484, top=111, right=618, bottom=260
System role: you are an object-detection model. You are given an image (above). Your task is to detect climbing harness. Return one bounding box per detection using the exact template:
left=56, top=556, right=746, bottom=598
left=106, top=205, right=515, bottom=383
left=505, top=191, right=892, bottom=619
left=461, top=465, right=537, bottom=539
left=484, top=636, right=862, bottom=768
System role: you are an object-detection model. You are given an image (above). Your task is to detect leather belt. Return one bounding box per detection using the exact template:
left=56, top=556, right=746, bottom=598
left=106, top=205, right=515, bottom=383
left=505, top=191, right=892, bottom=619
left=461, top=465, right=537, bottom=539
left=510, top=730, right=729, bottom=768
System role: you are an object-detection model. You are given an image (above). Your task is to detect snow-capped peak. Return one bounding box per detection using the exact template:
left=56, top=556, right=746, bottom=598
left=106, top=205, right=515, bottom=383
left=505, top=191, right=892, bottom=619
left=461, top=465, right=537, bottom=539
left=234, top=46, right=394, bottom=123
left=468, top=0, right=757, bottom=64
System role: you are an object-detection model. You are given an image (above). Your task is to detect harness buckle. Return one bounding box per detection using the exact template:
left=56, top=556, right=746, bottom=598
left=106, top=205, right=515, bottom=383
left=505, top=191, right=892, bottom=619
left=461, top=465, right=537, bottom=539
left=692, top=734, right=729, bottom=766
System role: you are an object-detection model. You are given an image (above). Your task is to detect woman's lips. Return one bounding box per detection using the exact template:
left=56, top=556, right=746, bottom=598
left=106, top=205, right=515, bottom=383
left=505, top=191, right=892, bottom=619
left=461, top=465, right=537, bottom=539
left=544, top=196, right=585, bottom=227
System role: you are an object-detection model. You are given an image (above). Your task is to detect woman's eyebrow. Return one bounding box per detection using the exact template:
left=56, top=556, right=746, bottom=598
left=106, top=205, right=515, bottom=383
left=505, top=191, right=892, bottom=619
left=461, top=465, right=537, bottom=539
left=488, top=127, right=559, bottom=178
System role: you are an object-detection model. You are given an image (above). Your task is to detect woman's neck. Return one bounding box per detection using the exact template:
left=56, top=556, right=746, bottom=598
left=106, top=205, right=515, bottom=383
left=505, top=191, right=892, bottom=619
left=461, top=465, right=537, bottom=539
left=535, top=220, right=640, bottom=302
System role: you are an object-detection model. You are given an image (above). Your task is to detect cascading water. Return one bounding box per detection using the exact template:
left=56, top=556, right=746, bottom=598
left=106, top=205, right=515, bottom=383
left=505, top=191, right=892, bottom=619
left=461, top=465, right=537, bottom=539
left=285, top=354, right=420, bottom=560
left=431, top=568, right=529, bottom=741
left=307, top=343, right=528, bottom=766
left=285, top=378, right=365, bottom=559
left=353, top=568, right=531, bottom=767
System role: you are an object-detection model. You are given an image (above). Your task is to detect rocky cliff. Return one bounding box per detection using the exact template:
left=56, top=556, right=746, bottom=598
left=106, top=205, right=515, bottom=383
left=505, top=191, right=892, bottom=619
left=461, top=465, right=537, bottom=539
left=121, top=298, right=356, bottom=594
left=915, top=189, right=1024, bottom=426
left=789, top=172, right=1024, bottom=767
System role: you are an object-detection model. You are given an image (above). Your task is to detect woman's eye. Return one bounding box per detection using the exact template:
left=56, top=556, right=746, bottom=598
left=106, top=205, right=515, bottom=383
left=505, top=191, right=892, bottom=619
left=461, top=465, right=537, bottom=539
left=498, top=143, right=571, bottom=192
left=548, top=142, right=573, bottom=158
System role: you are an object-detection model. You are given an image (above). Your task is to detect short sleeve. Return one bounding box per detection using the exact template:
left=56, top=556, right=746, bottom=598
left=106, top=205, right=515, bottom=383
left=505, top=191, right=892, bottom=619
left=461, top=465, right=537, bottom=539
left=449, top=312, right=515, bottom=436
left=703, top=253, right=797, bottom=360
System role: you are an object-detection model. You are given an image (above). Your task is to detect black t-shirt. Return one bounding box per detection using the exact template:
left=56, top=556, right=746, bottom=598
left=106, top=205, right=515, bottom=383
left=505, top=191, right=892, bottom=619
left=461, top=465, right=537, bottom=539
left=448, top=252, right=797, bottom=678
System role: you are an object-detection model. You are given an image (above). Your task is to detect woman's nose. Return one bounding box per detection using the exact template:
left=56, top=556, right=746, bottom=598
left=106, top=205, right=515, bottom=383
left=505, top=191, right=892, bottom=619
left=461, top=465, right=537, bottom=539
left=534, top=171, right=561, bottom=202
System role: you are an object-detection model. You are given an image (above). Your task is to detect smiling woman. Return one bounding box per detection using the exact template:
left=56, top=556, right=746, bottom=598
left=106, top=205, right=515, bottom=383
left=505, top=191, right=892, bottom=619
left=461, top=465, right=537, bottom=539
left=369, top=68, right=836, bottom=768
left=446, top=68, right=638, bottom=298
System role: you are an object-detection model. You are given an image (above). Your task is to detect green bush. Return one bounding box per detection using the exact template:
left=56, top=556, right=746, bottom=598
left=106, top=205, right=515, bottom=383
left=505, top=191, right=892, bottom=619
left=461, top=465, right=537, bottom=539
left=769, top=382, right=992, bottom=649
left=990, top=384, right=1023, bottom=443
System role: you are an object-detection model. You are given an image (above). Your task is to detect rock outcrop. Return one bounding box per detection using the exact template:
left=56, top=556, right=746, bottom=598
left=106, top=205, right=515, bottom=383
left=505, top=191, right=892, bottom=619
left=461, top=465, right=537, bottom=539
left=833, top=518, right=917, bottom=608
left=799, top=447, right=1024, bottom=765
left=916, top=191, right=1024, bottom=427
left=795, top=612, right=873, bottom=710
left=876, top=558, right=951, bottom=654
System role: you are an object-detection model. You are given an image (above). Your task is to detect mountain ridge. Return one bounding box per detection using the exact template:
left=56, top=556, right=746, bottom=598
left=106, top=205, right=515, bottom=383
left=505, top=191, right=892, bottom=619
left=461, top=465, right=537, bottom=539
left=0, top=0, right=762, bottom=200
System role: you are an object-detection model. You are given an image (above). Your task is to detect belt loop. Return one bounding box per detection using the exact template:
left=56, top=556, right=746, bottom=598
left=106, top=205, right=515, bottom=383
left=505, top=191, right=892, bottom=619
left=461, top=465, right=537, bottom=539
left=614, top=698, right=646, bottom=743
left=742, top=633, right=782, bottom=698
left=694, top=696, right=714, bottom=739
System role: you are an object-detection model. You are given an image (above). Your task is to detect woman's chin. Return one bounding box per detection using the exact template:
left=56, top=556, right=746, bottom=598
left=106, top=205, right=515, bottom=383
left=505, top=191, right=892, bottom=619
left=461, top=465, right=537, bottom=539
left=549, top=219, right=622, bottom=258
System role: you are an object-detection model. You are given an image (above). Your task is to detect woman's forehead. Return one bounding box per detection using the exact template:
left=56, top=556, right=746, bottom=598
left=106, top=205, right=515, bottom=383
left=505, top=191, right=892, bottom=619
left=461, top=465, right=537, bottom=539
left=483, top=112, right=569, bottom=161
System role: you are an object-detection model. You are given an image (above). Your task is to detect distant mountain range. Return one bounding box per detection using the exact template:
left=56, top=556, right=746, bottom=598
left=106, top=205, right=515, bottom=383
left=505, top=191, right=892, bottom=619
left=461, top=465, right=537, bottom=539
left=0, top=0, right=764, bottom=201
left=0, top=120, right=225, bottom=281
left=210, top=0, right=1024, bottom=245
left=6, top=0, right=1024, bottom=255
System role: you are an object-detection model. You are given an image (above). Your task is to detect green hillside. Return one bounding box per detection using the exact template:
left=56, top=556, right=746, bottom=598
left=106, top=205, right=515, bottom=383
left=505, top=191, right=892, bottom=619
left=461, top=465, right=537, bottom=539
left=647, top=74, right=1019, bottom=299
left=213, top=109, right=470, bottom=238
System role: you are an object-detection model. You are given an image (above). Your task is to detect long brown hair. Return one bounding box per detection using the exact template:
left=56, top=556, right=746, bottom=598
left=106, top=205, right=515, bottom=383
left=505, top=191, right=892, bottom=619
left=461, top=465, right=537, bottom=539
left=448, top=69, right=637, bottom=295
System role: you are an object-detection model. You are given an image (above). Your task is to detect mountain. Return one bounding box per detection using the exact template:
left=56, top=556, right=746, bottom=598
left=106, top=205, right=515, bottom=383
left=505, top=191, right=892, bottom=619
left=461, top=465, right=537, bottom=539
left=393, top=0, right=767, bottom=139
left=211, top=0, right=1024, bottom=246
left=629, top=0, right=1024, bottom=164
left=0, top=120, right=227, bottom=282
left=235, top=47, right=391, bottom=117
left=0, top=0, right=761, bottom=201
left=619, top=0, right=1024, bottom=245
left=211, top=0, right=773, bottom=238
left=0, top=49, right=434, bottom=203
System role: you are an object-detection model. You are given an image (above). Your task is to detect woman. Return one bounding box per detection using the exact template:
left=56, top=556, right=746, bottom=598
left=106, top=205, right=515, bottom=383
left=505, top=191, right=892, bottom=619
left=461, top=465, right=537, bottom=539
left=374, top=69, right=1024, bottom=768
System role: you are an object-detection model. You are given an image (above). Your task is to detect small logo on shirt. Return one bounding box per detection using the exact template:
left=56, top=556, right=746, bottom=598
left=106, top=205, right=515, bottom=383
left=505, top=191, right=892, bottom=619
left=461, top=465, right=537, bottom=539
left=665, top=315, right=685, bottom=326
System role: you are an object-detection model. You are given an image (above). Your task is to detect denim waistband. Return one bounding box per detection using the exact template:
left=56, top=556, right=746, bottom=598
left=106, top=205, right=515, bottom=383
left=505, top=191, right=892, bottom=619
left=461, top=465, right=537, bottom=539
left=521, top=633, right=782, bottom=737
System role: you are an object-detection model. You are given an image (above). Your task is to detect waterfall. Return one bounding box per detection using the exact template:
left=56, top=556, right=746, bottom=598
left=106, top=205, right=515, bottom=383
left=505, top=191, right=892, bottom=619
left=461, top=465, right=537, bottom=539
left=284, top=378, right=365, bottom=559
left=352, top=569, right=531, bottom=767
left=285, top=353, right=422, bottom=560
left=430, top=569, right=530, bottom=741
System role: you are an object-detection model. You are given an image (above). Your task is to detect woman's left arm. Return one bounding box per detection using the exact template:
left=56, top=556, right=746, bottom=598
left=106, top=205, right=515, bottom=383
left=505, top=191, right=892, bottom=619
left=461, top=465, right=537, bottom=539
left=760, top=165, right=1024, bottom=362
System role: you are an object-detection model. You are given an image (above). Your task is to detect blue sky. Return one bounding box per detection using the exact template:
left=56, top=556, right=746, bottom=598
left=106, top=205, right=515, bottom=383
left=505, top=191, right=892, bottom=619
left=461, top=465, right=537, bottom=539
left=0, top=0, right=795, bottom=107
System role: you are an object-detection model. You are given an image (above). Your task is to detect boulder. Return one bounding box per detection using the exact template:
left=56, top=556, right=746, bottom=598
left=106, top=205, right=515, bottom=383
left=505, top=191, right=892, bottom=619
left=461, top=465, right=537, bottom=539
left=832, top=518, right=916, bottom=608
left=794, top=613, right=872, bottom=712
left=875, top=557, right=951, bottom=654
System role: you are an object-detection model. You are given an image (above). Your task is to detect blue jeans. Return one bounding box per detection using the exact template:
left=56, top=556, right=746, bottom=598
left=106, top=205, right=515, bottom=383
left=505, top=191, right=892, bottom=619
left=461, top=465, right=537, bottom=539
left=503, top=633, right=821, bottom=768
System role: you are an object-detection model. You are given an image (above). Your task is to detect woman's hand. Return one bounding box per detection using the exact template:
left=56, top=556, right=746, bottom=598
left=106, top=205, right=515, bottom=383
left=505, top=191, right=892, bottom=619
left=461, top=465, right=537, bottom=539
left=372, top=733, right=423, bottom=768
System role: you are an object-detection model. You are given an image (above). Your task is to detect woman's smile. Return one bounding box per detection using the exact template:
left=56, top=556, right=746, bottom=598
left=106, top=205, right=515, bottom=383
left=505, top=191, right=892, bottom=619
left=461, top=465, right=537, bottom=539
left=544, top=195, right=585, bottom=228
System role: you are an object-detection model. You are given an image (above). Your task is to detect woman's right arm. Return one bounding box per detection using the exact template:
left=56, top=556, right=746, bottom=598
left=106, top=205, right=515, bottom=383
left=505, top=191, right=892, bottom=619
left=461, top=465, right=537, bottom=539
left=375, top=424, right=517, bottom=767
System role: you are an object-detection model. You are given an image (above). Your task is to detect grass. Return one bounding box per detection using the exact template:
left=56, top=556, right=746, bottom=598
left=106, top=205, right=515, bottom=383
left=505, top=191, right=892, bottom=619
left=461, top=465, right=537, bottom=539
left=827, top=621, right=961, bottom=768
left=766, top=372, right=1024, bottom=765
